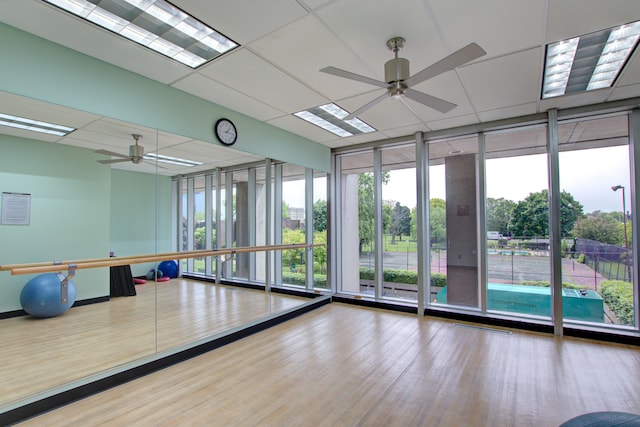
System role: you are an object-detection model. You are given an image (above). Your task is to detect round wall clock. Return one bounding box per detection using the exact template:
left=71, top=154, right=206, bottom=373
left=215, top=118, right=237, bottom=146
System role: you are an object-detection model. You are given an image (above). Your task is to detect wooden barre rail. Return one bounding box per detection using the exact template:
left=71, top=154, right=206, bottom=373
left=2, top=243, right=324, bottom=276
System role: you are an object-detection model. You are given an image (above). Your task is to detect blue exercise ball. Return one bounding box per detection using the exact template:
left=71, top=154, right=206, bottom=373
left=157, top=260, right=179, bottom=278
left=20, top=273, right=77, bottom=318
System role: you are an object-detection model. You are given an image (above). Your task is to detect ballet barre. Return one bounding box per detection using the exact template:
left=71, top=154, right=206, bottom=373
left=1, top=243, right=324, bottom=276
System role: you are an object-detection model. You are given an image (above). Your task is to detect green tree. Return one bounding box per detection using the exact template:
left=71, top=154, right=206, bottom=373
left=430, top=198, right=446, bottom=247
left=312, top=199, right=327, bottom=232
left=509, top=190, right=583, bottom=237
left=282, top=200, right=290, bottom=219
left=358, top=171, right=389, bottom=252
left=282, top=228, right=305, bottom=270
left=572, top=212, right=625, bottom=245
left=390, top=202, right=411, bottom=243
left=486, top=197, right=516, bottom=235
left=313, top=231, right=327, bottom=273
left=382, top=203, right=392, bottom=235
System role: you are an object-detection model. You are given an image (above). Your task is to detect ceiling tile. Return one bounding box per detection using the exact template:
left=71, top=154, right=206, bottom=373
left=316, top=0, right=447, bottom=74
left=428, top=0, right=547, bottom=57
left=546, top=0, right=640, bottom=42
left=199, top=49, right=327, bottom=112
left=248, top=15, right=379, bottom=101
left=176, top=0, right=308, bottom=45
left=458, top=48, right=542, bottom=112
left=477, top=103, right=538, bottom=123
left=173, top=74, right=285, bottom=121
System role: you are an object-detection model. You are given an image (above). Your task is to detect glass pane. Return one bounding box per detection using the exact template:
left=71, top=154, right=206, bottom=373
left=232, top=170, right=248, bottom=280
left=254, top=166, right=267, bottom=283
left=338, top=151, right=374, bottom=295
left=313, top=172, right=328, bottom=289
left=281, top=164, right=306, bottom=288
left=381, top=144, right=417, bottom=301
left=559, top=114, right=634, bottom=326
left=484, top=125, right=551, bottom=318
left=430, top=135, right=480, bottom=308
left=192, top=176, right=206, bottom=274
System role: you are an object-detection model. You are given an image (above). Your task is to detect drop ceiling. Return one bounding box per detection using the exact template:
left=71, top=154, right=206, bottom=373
left=1, top=0, right=640, bottom=176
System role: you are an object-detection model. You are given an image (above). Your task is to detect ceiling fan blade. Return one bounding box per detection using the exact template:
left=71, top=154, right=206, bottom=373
left=404, top=88, right=457, bottom=114
left=344, top=91, right=390, bottom=120
left=98, top=158, right=131, bottom=164
left=95, top=149, right=129, bottom=159
left=320, top=66, right=388, bottom=89
left=406, top=42, right=486, bottom=87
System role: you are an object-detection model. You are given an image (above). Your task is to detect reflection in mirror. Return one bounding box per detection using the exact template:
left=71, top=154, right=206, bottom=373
left=0, top=95, right=311, bottom=412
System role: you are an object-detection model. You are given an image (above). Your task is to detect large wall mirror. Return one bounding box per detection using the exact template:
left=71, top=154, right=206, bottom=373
left=0, top=91, right=315, bottom=411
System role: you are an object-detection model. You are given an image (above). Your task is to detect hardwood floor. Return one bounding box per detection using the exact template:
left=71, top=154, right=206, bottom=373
left=15, top=303, right=640, bottom=427
left=0, top=279, right=307, bottom=408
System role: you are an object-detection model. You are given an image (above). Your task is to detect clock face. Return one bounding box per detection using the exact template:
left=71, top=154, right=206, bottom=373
left=215, top=119, right=237, bottom=146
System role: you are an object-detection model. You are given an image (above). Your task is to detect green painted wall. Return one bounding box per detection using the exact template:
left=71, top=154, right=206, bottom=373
left=0, top=135, right=111, bottom=311
left=0, top=23, right=330, bottom=172
left=109, top=170, right=172, bottom=277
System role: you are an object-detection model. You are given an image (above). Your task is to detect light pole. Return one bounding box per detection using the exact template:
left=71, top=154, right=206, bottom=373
left=611, top=185, right=630, bottom=282
left=611, top=185, right=628, bottom=249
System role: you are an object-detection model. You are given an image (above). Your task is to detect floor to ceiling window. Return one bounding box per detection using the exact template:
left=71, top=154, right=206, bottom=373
left=335, top=150, right=375, bottom=296
left=429, top=135, right=480, bottom=309
left=558, top=113, right=635, bottom=327
left=483, top=125, right=551, bottom=319
left=331, top=106, right=639, bottom=337
left=380, top=144, right=417, bottom=302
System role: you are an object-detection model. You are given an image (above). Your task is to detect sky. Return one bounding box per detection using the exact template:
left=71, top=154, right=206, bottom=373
left=284, top=144, right=631, bottom=215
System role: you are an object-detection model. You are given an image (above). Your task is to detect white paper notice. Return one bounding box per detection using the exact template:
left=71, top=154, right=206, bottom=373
left=1, top=192, right=31, bottom=225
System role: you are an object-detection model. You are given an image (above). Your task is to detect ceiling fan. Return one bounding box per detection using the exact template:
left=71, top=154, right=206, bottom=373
left=320, top=37, right=486, bottom=120
left=96, top=133, right=147, bottom=165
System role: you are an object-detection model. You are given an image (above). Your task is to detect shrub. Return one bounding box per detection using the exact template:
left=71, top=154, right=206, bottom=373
left=281, top=272, right=327, bottom=288
left=520, top=281, right=586, bottom=290
left=359, top=268, right=446, bottom=288
left=577, top=253, right=586, bottom=264
left=599, top=280, right=634, bottom=325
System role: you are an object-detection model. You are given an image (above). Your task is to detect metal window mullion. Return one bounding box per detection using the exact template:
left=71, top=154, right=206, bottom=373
left=273, top=162, right=282, bottom=287
left=248, top=168, right=256, bottom=282
left=224, top=171, right=233, bottom=279
left=205, top=173, right=213, bottom=276
left=331, top=156, right=341, bottom=294
left=374, top=149, right=383, bottom=299
left=215, top=169, right=222, bottom=283
left=186, top=177, right=195, bottom=273
left=547, top=109, right=563, bottom=336
left=478, top=132, right=488, bottom=313
left=172, top=177, right=181, bottom=254
left=629, top=109, right=640, bottom=330
left=416, top=132, right=429, bottom=314
left=305, top=168, right=314, bottom=291
left=266, top=159, right=273, bottom=291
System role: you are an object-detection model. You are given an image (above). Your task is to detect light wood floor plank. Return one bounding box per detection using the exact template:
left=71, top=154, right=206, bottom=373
left=0, top=279, right=306, bottom=407
left=15, top=303, right=640, bottom=427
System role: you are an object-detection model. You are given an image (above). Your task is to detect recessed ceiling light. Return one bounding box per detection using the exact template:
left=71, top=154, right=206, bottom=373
left=0, top=113, right=75, bottom=136
left=43, top=0, right=238, bottom=68
left=294, top=103, right=376, bottom=137
left=542, top=20, right=640, bottom=98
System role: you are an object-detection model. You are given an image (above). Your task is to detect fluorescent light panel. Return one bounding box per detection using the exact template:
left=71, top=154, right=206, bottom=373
left=143, top=152, right=203, bottom=167
left=43, top=0, right=238, bottom=68
left=542, top=20, right=640, bottom=98
left=294, top=103, right=376, bottom=137
left=0, top=113, right=75, bottom=136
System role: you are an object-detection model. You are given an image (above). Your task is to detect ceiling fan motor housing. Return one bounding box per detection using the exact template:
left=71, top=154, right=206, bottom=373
left=384, top=58, right=409, bottom=85
left=129, top=144, right=144, bottom=163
